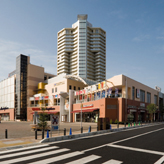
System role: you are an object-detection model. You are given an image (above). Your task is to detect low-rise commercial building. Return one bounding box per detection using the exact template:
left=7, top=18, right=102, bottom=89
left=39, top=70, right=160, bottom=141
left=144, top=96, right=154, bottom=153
left=0, top=54, right=55, bottom=121
left=28, top=74, right=163, bottom=124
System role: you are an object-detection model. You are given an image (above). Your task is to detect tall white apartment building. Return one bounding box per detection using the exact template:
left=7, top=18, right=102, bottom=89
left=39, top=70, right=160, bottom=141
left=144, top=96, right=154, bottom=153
left=57, top=14, right=106, bottom=82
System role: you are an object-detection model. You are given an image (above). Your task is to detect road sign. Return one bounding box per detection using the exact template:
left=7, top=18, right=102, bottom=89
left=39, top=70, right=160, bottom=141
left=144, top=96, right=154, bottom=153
left=51, top=115, right=59, bottom=131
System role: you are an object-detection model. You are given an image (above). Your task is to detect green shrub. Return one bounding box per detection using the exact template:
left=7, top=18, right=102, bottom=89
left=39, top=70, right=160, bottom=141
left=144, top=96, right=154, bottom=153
left=110, top=119, right=113, bottom=124
left=114, top=119, right=118, bottom=124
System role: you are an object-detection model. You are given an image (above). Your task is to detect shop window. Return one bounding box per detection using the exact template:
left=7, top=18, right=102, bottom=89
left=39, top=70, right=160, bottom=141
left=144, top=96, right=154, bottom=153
left=74, top=86, right=76, bottom=90
left=69, top=85, right=72, bottom=90
left=52, top=88, right=54, bottom=93
left=55, top=87, right=57, bottom=92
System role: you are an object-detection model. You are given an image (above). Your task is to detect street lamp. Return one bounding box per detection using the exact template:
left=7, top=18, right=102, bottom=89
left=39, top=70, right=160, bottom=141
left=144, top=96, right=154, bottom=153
left=81, top=103, right=83, bottom=129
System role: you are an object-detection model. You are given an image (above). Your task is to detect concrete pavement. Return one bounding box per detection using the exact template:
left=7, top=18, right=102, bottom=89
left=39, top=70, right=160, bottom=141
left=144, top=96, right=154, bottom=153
left=0, top=121, right=148, bottom=151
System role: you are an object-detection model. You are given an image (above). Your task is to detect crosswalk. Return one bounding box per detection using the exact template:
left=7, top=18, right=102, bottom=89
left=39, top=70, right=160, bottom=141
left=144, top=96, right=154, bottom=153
left=0, top=144, right=123, bottom=164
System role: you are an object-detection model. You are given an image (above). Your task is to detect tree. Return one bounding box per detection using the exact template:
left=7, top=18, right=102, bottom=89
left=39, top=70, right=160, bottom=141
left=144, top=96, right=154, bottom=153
left=147, top=104, right=157, bottom=122
left=38, top=108, right=48, bottom=130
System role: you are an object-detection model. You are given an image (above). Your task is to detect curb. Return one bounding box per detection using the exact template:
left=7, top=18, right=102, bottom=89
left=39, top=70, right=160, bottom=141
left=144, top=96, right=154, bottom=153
left=0, top=142, right=41, bottom=152
left=40, top=122, right=163, bottom=143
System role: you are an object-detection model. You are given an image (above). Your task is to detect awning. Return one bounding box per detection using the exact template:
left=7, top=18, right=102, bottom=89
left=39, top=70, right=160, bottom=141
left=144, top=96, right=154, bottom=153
left=32, top=108, right=40, bottom=111
left=71, top=108, right=99, bottom=113
left=31, top=111, right=59, bottom=114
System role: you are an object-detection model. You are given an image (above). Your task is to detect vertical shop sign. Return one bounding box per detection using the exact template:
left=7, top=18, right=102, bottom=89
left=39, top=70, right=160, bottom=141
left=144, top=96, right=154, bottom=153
left=136, top=89, right=140, bottom=98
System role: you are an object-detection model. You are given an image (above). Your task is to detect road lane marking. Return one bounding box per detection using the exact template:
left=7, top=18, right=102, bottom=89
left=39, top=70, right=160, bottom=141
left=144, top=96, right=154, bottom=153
left=108, top=144, right=164, bottom=155
left=0, top=144, right=49, bottom=155
left=49, top=123, right=163, bottom=145
left=0, top=148, right=69, bottom=164
left=65, top=154, right=101, bottom=164
left=108, top=127, right=164, bottom=145
left=102, top=159, right=123, bottom=164
left=28, top=151, right=84, bottom=164
left=154, top=156, right=164, bottom=164
left=83, top=127, right=164, bottom=153
left=0, top=146, right=59, bottom=159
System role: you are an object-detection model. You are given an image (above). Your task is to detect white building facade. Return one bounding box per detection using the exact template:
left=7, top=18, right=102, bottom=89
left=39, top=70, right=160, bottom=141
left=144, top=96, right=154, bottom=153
left=57, top=14, right=106, bottom=82
left=0, top=75, right=15, bottom=109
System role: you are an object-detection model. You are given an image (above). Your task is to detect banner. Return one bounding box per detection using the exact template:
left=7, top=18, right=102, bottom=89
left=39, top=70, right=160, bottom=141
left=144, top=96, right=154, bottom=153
left=92, top=85, right=97, bottom=92
left=97, top=91, right=100, bottom=99
left=115, top=88, right=118, bottom=97
left=102, top=90, right=106, bottom=98
left=107, top=88, right=112, bottom=97
left=94, top=92, right=97, bottom=100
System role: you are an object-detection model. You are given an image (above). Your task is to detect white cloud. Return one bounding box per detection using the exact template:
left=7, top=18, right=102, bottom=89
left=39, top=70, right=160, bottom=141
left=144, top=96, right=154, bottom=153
left=0, top=39, right=57, bottom=81
left=132, top=34, right=150, bottom=42
left=156, top=36, right=164, bottom=40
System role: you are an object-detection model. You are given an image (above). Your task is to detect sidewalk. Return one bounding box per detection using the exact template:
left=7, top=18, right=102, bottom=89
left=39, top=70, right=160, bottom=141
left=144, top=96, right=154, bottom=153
left=0, top=123, right=125, bottom=151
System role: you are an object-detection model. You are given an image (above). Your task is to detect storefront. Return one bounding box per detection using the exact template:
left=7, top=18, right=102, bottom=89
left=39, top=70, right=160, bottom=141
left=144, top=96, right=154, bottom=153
left=0, top=108, right=15, bottom=121
left=72, top=108, right=99, bottom=122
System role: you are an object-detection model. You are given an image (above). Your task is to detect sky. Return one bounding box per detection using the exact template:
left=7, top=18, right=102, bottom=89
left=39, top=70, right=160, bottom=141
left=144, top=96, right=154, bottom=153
left=0, top=0, right=164, bottom=91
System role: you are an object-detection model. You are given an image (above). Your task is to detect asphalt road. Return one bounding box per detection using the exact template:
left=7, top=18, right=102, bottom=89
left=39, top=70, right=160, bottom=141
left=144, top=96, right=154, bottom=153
left=0, top=123, right=164, bottom=164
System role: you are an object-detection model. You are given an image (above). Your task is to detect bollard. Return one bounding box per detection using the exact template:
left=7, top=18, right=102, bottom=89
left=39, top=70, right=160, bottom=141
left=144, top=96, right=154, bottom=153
left=128, top=123, right=130, bottom=127
left=117, top=123, right=119, bottom=128
left=46, top=130, right=49, bottom=138
left=124, top=122, right=126, bottom=127
left=131, top=122, right=132, bottom=127
left=134, top=122, right=136, bottom=126
left=69, top=128, right=72, bottom=135
left=110, top=124, right=112, bottom=129
left=139, top=122, right=140, bottom=126
left=5, top=129, right=8, bottom=139
left=35, top=129, right=37, bottom=140
left=88, top=126, right=91, bottom=133
left=81, top=127, right=83, bottom=133
left=42, top=129, right=44, bottom=139
left=64, top=128, right=66, bottom=136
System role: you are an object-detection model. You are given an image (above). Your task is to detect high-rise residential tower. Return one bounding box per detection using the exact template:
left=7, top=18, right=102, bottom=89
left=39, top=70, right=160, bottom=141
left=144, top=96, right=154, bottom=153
left=57, top=14, right=106, bottom=82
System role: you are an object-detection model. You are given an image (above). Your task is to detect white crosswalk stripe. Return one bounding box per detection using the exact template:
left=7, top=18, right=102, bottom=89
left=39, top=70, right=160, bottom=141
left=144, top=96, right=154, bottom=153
left=0, top=148, right=70, bottom=164
left=65, top=154, right=101, bottom=164
left=0, top=145, right=124, bottom=164
left=0, top=144, right=49, bottom=155
left=28, top=151, right=84, bottom=164
left=0, top=146, right=59, bottom=160
left=102, top=159, right=123, bottom=164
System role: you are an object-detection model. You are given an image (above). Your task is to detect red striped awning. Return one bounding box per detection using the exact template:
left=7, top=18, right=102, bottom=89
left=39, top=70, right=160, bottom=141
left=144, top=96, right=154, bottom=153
left=71, top=108, right=99, bottom=113
left=35, top=97, right=39, bottom=100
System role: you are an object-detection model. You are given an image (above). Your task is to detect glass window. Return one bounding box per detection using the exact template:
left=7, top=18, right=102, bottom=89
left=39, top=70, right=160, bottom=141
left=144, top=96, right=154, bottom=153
left=154, top=95, right=158, bottom=105
left=78, top=87, right=80, bottom=90
left=74, top=86, right=76, bottom=90
left=132, top=87, right=135, bottom=100
left=52, top=88, right=54, bottom=93
left=69, top=85, right=72, bottom=90
left=55, top=87, right=57, bottom=92
left=140, top=90, right=145, bottom=102
left=147, top=92, right=151, bottom=103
